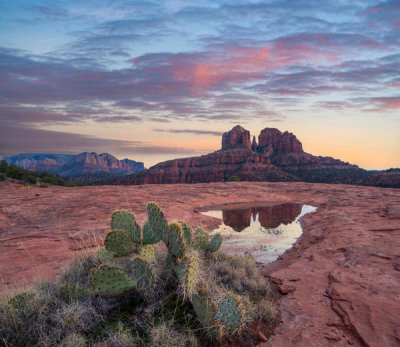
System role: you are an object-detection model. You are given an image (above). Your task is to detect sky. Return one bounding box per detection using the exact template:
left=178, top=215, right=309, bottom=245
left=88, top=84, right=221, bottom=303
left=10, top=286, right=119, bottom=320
left=0, top=0, right=399, bottom=170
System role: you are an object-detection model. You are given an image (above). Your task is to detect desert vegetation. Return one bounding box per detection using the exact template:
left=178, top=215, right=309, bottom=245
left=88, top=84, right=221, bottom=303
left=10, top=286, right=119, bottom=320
left=0, top=203, right=277, bottom=346
left=0, top=160, right=68, bottom=187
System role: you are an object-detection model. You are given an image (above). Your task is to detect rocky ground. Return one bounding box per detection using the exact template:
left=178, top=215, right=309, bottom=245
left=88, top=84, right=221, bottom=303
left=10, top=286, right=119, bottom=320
left=0, top=182, right=399, bottom=346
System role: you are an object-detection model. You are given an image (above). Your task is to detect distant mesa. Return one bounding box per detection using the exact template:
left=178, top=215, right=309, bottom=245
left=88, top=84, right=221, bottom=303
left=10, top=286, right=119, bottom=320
left=122, top=125, right=400, bottom=188
left=2, top=152, right=145, bottom=178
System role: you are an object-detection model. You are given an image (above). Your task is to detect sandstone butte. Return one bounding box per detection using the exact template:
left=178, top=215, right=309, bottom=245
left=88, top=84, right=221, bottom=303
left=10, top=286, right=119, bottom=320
left=1, top=181, right=399, bottom=346
left=121, top=125, right=400, bottom=188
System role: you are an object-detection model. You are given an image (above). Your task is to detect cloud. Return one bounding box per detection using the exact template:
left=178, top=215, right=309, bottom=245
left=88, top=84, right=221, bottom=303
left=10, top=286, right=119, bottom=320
left=153, top=129, right=223, bottom=136
left=0, top=123, right=201, bottom=156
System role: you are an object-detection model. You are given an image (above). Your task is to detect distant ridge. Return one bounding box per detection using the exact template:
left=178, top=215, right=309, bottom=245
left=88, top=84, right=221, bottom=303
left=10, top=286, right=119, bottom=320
left=121, top=125, right=400, bottom=188
left=2, top=152, right=145, bottom=178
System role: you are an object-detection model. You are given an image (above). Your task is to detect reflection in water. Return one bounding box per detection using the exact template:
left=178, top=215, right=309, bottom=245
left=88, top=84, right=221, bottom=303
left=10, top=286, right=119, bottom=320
left=200, top=203, right=316, bottom=264
left=223, top=203, right=302, bottom=231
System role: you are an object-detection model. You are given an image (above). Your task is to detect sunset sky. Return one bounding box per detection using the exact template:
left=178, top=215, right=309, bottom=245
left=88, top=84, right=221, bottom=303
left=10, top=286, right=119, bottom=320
left=0, top=0, right=399, bottom=169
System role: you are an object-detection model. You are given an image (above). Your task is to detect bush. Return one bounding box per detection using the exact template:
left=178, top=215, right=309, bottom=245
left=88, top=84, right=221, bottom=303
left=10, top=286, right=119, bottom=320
left=228, top=175, right=240, bottom=181
left=0, top=159, right=8, bottom=174
left=2, top=163, right=66, bottom=186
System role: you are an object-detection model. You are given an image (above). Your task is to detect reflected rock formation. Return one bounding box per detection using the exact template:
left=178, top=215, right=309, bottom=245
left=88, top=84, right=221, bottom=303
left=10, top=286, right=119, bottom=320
left=222, top=203, right=302, bottom=232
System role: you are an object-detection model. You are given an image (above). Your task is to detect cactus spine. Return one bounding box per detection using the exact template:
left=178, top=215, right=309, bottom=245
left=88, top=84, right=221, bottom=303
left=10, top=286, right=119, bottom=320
left=175, top=252, right=199, bottom=298
left=168, top=222, right=186, bottom=258
left=179, top=221, right=192, bottom=245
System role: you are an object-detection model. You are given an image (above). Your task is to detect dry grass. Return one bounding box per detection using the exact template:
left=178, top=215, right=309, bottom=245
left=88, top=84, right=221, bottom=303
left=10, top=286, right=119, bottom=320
left=0, top=248, right=277, bottom=346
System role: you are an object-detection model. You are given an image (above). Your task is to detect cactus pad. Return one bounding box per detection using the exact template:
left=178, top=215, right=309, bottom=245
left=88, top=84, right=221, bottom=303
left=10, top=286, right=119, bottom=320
left=89, top=265, right=135, bottom=296
left=104, top=230, right=134, bottom=256
left=192, top=291, right=217, bottom=328
left=165, top=251, right=176, bottom=273
left=138, top=244, right=156, bottom=263
left=179, top=221, right=192, bottom=245
left=8, top=292, right=34, bottom=310
left=175, top=253, right=199, bottom=297
left=60, top=285, right=91, bottom=301
left=207, top=234, right=222, bottom=252
left=97, top=248, right=114, bottom=264
left=168, top=222, right=186, bottom=258
left=131, top=256, right=155, bottom=291
left=194, top=228, right=209, bottom=240
left=215, top=293, right=244, bottom=330
left=142, top=220, right=160, bottom=244
left=192, top=234, right=209, bottom=252
left=147, top=202, right=169, bottom=244
left=110, top=210, right=141, bottom=243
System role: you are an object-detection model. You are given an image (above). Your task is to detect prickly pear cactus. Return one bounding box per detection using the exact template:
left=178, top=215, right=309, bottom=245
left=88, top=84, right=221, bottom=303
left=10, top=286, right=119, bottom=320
left=207, top=234, right=222, bottom=252
left=89, top=265, right=135, bottom=296
left=110, top=210, right=141, bottom=243
left=165, top=251, right=176, bottom=273
left=194, top=228, right=209, bottom=240
left=168, top=222, right=186, bottom=258
left=215, top=293, right=244, bottom=330
left=147, top=202, right=169, bottom=244
left=131, top=256, right=155, bottom=291
left=97, top=248, right=114, bottom=264
left=179, top=221, right=192, bottom=245
left=192, top=234, right=209, bottom=252
left=191, top=291, right=217, bottom=329
left=104, top=230, right=134, bottom=256
left=175, top=253, right=199, bottom=297
left=138, top=244, right=156, bottom=263
left=142, top=220, right=160, bottom=245
left=8, top=292, right=34, bottom=310
left=60, top=285, right=91, bottom=301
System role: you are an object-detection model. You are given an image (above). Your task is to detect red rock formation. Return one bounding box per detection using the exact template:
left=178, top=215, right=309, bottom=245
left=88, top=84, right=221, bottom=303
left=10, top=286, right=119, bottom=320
left=251, top=136, right=257, bottom=151
left=125, top=148, right=296, bottom=184
left=221, top=125, right=251, bottom=150
left=258, top=128, right=303, bottom=154
left=122, top=125, right=399, bottom=188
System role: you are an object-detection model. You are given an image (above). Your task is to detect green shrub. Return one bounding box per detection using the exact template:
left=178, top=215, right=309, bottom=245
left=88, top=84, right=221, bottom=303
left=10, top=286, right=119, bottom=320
left=228, top=175, right=240, bottom=181
left=0, top=159, right=8, bottom=174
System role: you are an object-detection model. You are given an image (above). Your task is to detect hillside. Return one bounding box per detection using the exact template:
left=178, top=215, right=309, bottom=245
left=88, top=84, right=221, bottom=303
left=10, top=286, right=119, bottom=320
left=2, top=152, right=145, bottom=179
left=122, top=125, right=399, bottom=188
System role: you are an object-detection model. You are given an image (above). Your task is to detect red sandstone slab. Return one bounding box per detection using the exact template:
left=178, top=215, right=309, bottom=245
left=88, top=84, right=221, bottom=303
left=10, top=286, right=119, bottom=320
left=0, top=181, right=399, bottom=346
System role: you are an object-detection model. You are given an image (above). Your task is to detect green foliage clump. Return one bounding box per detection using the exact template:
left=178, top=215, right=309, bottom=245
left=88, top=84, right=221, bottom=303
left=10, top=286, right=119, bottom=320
left=228, top=175, right=240, bottom=181
left=0, top=203, right=277, bottom=346
left=0, top=160, right=66, bottom=186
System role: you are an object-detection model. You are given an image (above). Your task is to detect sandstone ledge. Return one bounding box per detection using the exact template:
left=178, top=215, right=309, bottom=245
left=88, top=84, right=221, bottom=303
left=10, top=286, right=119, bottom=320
left=0, top=182, right=399, bottom=346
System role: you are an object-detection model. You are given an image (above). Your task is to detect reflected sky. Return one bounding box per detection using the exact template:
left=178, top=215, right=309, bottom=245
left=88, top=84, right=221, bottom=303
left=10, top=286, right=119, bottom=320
left=201, top=203, right=316, bottom=263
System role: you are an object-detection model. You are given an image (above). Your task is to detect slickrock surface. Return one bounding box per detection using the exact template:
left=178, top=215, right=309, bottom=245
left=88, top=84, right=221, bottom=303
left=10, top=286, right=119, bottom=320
left=0, top=182, right=399, bottom=346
